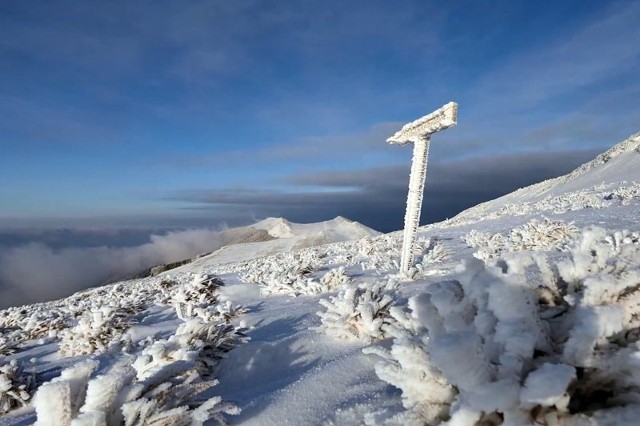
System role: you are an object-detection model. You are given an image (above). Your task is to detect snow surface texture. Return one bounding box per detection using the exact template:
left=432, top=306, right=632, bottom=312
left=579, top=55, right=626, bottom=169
left=1, top=131, right=640, bottom=425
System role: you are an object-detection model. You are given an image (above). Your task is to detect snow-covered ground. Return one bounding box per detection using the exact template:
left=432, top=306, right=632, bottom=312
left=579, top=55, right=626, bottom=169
left=1, top=132, right=640, bottom=425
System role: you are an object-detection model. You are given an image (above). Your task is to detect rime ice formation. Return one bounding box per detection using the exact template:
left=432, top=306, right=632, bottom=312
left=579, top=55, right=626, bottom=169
left=0, top=360, right=33, bottom=415
left=462, top=218, right=580, bottom=260
left=366, top=227, right=640, bottom=425
left=388, top=102, right=458, bottom=273
left=316, top=279, right=398, bottom=343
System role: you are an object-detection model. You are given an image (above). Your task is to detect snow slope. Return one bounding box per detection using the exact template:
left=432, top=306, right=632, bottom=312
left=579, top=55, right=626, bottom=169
left=172, top=216, right=380, bottom=271
left=453, top=131, right=640, bottom=222
left=1, top=132, right=640, bottom=426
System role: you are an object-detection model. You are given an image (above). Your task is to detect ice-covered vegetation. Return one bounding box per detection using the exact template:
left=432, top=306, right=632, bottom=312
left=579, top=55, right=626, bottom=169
left=0, top=270, right=249, bottom=421
left=366, top=227, right=640, bottom=424
left=463, top=218, right=580, bottom=260
left=0, top=359, right=33, bottom=414
left=58, top=306, right=136, bottom=356
left=33, top=357, right=238, bottom=425
left=408, top=238, right=454, bottom=278
left=317, top=279, right=398, bottom=343
left=133, top=317, right=248, bottom=380
left=238, top=249, right=353, bottom=296
left=31, top=286, right=248, bottom=425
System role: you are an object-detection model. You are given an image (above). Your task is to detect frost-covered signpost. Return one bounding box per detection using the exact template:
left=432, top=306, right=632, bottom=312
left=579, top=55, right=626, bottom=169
left=388, top=101, right=458, bottom=274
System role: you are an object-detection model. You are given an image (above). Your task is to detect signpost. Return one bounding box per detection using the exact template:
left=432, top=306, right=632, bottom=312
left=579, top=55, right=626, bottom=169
left=388, top=102, right=458, bottom=274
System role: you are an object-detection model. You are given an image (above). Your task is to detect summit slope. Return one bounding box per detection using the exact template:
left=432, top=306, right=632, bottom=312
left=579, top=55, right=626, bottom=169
left=453, top=131, right=640, bottom=223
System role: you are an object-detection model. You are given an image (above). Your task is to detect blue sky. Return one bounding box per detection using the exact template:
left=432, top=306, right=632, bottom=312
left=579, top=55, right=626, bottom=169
left=1, top=0, right=639, bottom=231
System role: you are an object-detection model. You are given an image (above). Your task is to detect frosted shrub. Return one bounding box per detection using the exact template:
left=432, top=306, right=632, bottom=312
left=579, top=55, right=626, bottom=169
left=357, top=235, right=402, bottom=272
left=317, top=280, right=397, bottom=343
left=257, top=265, right=312, bottom=297
left=0, top=332, right=20, bottom=356
left=363, top=304, right=455, bottom=424
left=172, top=273, right=223, bottom=305
left=461, top=230, right=506, bottom=261
left=175, top=299, right=247, bottom=323
left=463, top=218, right=579, bottom=260
left=366, top=227, right=640, bottom=424
left=22, top=309, right=70, bottom=340
left=0, top=359, right=34, bottom=414
left=410, top=239, right=453, bottom=278
left=258, top=262, right=352, bottom=297
left=33, top=358, right=239, bottom=426
left=499, top=203, right=533, bottom=216
left=604, top=181, right=640, bottom=204
left=0, top=307, right=71, bottom=349
left=133, top=318, right=248, bottom=381
left=508, top=218, right=579, bottom=251
left=58, top=306, right=135, bottom=356
left=319, top=266, right=351, bottom=288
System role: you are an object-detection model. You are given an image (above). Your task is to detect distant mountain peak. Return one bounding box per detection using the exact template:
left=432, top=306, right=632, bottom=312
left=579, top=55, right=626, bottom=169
left=332, top=215, right=352, bottom=223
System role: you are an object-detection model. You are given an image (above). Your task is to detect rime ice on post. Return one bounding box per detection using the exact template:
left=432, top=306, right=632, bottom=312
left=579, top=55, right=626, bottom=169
left=388, top=102, right=458, bottom=274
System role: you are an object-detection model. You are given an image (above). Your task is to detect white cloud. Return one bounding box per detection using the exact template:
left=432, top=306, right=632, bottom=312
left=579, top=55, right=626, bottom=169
left=0, top=228, right=223, bottom=308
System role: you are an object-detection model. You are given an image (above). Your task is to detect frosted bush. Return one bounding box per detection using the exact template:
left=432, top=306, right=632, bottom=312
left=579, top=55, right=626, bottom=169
left=409, top=239, right=453, bottom=278
left=0, top=307, right=71, bottom=350
left=363, top=308, right=455, bottom=424
left=461, top=230, right=506, bottom=261
left=22, top=309, right=70, bottom=340
left=604, top=181, right=640, bottom=204
left=35, top=304, right=249, bottom=425
left=172, top=273, right=223, bottom=305
left=0, top=332, right=20, bottom=356
left=175, top=299, right=247, bottom=323
left=499, top=202, right=533, bottom=216
left=366, top=227, right=640, bottom=424
left=0, top=359, right=34, bottom=414
left=258, top=264, right=352, bottom=297
left=509, top=218, right=580, bottom=251
left=58, top=306, right=135, bottom=356
left=464, top=218, right=579, bottom=260
left=356, top=235, right=402, bottom=272
left=33, top=358, right=239, bottom=426
left=257, top=266, right=313, bottom=297
left=317, top=279, right=397, bottom=343
left=133, top=318, right=249, bottom=381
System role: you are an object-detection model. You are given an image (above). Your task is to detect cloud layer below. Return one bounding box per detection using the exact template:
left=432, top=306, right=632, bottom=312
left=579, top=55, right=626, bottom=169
left=0, top=228, right=223, bottom=309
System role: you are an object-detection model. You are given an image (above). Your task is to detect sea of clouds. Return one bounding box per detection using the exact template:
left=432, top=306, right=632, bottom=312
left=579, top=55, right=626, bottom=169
left=0, top=228, right=224, bottom=309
